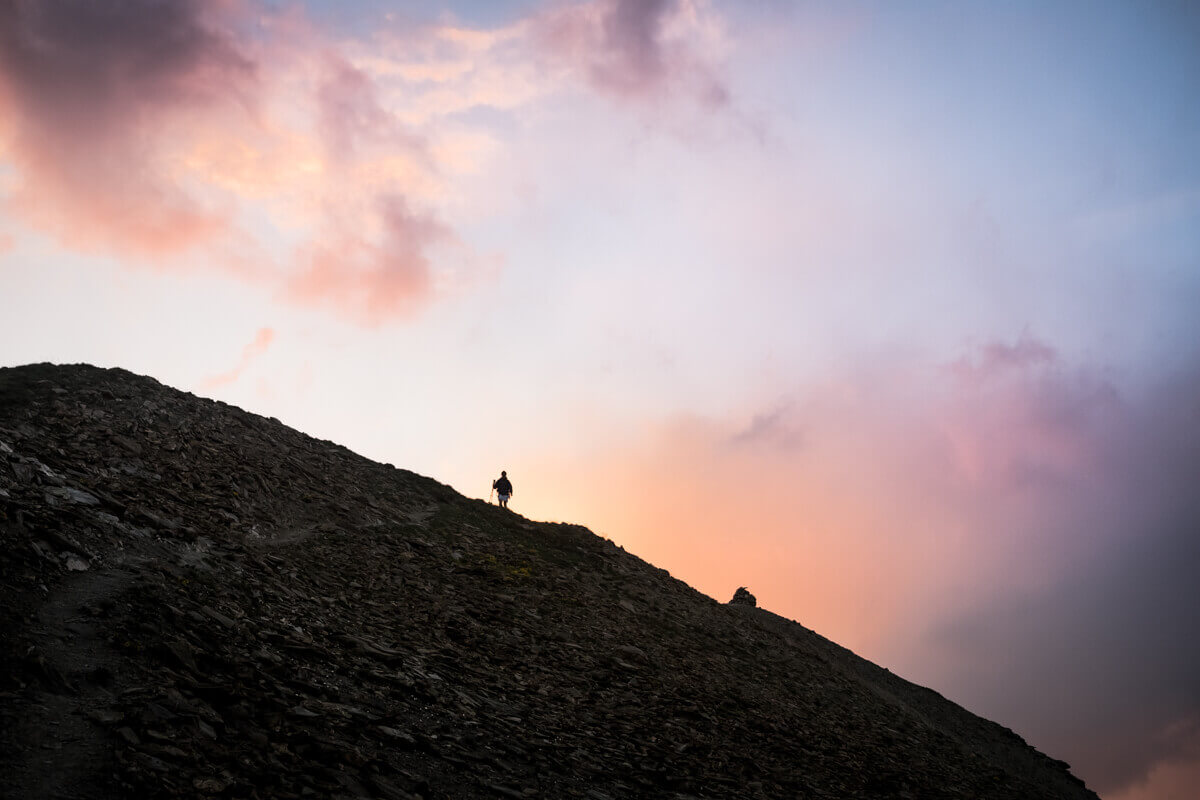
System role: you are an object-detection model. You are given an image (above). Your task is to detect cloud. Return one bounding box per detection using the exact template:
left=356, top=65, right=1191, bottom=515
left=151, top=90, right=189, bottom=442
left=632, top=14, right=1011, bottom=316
left=1110, top=738, right=1200, bottom=800
left=951, top=333, right=1058, bottom=378
left=0, top=1, right=465, bottom=320
left=727, top=401, right=805, bottom=451
left=343, top=0, right=731, bottom=127
left=287, top=194, right=452, bottom=323
left=315, top=54, right=426, bottom=165
left=535, top=0, right=730, bottom=105
left=523, top=336, right=1200, bottom=796
left=925, top=355, right=1200, bottom=794
left=580, top=0, right=675, bottom=93
left=0, top=0, right=256, bottom=255
left=202, top=327, right=275, bottom=389
left=0, top=0, right=733, bottom=323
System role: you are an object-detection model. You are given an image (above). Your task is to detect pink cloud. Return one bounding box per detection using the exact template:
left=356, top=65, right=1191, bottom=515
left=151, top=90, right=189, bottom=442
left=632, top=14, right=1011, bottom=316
left=941, top=339, right=1119, bottom=493
left=316, top=54, right=426, bottom=164
left=0, top=0, right=730, bottom=324
left=202, top=327, right=275, bottom=389
left=1109, top=737, right=1200, bottom=800
left=0, top=1, right=464, bottom=323
left=534, top=0, right=729, bottom=106
left=921, top=354, right=1200, bottom=794
left=287, top=194, right=450, bottom=324
left=0, top=0, right=256, bottom=256
left=589, top=0, right=673, bottom=93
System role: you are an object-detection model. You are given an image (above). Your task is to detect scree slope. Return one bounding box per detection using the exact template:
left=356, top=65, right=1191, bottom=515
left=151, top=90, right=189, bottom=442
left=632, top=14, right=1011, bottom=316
left=0, top=364, right=1099, bottom=800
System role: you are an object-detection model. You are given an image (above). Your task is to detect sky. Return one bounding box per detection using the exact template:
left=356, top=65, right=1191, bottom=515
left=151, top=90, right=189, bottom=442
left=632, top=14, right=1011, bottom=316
left=1, top=1, right=1198, bottom=797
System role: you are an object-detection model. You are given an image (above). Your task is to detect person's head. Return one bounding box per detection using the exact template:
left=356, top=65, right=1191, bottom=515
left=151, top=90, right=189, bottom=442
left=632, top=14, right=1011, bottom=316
left=501, top=470, right=506, bottom=477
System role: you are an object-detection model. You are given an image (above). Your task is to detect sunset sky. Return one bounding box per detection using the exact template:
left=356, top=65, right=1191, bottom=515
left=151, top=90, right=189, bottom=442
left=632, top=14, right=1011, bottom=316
left=2, top=1, right=1198, bottom=797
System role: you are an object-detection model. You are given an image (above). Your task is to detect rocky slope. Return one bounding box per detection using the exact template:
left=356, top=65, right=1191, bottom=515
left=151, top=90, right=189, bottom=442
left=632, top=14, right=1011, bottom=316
left=0, top=363, right=1098, bottom=799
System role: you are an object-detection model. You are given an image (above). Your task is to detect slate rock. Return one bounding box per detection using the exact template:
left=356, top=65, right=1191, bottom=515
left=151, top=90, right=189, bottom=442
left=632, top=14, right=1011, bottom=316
left=0, top=364, right=1099, bottom=800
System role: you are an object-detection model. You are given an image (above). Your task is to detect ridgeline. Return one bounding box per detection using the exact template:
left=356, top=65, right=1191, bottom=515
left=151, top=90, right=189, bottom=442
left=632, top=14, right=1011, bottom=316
left=0, top=364, right=1097, bottom=799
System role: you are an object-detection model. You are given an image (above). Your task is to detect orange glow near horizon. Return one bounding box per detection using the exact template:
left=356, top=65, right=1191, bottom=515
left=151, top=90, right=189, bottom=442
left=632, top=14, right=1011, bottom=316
left=496, top=415, right=961, bottom=659
left=467, top=348, right=1123, bottom=668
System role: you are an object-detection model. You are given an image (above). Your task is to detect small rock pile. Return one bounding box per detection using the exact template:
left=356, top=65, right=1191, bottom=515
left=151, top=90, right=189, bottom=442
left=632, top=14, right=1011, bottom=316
left=728, top=587, right=756, bottom=607
left=0, top=364, right=1098, bottom=799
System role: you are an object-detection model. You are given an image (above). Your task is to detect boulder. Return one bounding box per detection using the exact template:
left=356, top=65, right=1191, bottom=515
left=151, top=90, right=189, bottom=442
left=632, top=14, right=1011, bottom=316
left=728, top=586, right=757, bottom=607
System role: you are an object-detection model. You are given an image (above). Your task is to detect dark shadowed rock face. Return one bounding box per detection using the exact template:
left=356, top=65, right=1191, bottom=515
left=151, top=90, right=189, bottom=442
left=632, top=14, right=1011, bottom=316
left=0, top=363, right=1098, bottom=800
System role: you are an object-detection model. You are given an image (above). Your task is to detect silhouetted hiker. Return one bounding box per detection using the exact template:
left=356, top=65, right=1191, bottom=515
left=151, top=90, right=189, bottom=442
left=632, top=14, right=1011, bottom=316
left=492, top=470, right=513, bottom=509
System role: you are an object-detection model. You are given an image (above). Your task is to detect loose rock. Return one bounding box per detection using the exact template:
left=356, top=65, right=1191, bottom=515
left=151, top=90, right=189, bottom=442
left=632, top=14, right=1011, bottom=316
left=0, top=364, right=1099, bottom=800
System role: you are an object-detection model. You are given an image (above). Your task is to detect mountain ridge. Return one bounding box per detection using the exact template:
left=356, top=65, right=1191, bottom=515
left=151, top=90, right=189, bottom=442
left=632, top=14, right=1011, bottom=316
left=0, top=363, right=1098, bottom=799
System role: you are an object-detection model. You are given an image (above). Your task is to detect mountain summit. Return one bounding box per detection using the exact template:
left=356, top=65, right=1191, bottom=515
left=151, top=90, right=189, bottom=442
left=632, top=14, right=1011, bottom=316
left=0, top=364, right=1097, bottom=799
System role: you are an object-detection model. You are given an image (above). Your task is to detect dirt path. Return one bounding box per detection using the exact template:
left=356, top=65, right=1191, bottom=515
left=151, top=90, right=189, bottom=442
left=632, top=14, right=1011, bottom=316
left=3, top=564, right=136, bottom=800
